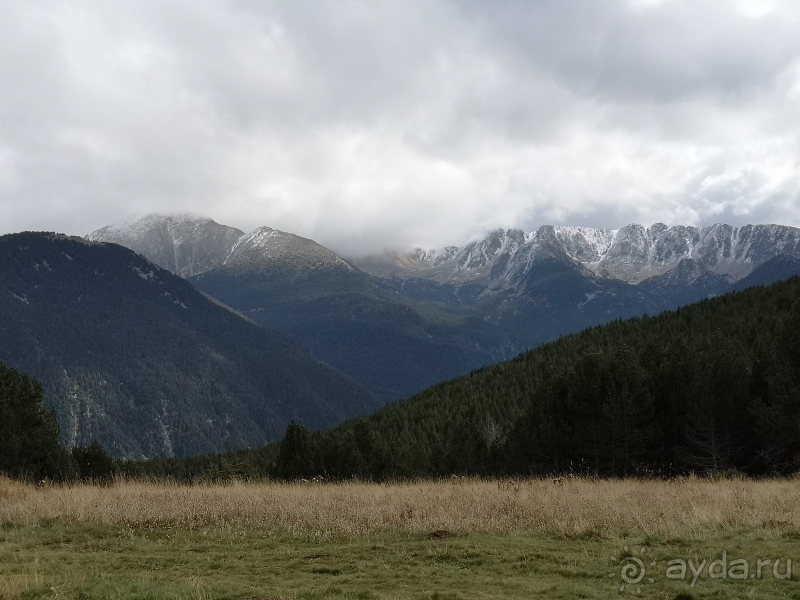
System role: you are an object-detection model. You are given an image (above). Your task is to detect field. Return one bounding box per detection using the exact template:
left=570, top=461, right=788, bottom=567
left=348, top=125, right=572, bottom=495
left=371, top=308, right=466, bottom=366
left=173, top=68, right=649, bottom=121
left=1, top=476, right=799, bottom=599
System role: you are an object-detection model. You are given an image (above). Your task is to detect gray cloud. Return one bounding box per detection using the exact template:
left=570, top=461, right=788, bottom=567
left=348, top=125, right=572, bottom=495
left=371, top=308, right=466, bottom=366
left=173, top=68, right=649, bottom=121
left=0, top=0, right=798, bottom=255
left=462, top=0, right=800, bottom=101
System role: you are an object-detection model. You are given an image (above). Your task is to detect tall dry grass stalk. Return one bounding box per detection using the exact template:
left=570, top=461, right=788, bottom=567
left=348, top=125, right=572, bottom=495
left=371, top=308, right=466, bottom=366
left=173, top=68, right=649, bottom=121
left=1, top=476, right=799, bottom=538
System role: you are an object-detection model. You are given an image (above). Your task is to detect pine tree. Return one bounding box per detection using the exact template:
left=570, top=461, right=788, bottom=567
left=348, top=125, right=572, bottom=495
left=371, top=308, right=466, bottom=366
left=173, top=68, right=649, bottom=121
left=600, top=347, right=659, bottom=475
left=753, top=302, right=800, bottom=471
left=275, top=421, right=315, bottom=480
left=0, top=362, right=72, bottom=481
left=72, top=440, right=116, bottom=484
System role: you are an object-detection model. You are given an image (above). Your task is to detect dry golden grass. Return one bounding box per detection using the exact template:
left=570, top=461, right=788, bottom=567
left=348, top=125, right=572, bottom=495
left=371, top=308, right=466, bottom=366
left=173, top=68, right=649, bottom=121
left=2, top=475, right=799, bottom=538
left=0, top=476, right=27, bottom=502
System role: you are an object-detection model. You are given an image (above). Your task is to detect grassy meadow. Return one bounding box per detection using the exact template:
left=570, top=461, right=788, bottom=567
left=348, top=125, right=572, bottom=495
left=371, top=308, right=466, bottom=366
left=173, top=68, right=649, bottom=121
left=1, top=476, right=799, bottom=599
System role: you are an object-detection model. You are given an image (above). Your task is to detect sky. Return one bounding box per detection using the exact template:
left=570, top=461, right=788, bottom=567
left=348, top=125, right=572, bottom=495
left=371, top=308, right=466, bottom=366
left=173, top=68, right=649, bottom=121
left=1, top=0, right=799, bottom=255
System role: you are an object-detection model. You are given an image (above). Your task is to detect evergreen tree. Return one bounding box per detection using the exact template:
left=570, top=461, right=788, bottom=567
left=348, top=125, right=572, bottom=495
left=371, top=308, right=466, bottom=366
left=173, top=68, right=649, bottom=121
left=275, top=421, right=315, bottom=480
left=753, top=302, right=800, bottom=471
left=72, top=440, right=116, bottom=484
left=599, top=346, right=659, bottom=476
left=0, top=362, right=72, bottom=481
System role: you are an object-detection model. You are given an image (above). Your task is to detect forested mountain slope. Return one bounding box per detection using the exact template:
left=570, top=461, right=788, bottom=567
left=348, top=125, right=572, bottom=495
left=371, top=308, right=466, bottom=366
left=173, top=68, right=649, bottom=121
left=132, top=276, right=800, bottom=479
left=0, top=233, right=378, bottom=458
left=335, top=276, right=800, bottom=477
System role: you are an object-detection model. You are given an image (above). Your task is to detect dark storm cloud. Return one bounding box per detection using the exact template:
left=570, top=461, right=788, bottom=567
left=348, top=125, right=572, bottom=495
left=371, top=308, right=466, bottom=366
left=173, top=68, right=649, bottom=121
left=0, top=0, right=798, bottom=254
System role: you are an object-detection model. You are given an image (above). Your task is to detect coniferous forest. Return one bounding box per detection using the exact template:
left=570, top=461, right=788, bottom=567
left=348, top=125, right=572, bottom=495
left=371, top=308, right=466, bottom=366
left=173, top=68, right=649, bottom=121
left=120, top=277, right=800, bottom=482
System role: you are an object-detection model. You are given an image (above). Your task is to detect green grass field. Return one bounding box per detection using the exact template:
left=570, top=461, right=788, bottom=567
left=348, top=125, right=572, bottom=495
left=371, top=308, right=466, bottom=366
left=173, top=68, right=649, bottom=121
left=2, top=478, right=799, bottom=599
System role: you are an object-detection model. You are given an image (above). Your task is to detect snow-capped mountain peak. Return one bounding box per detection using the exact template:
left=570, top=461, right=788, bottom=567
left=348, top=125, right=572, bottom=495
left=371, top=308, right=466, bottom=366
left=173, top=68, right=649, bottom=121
left=89, top=215, right=800, bottom=287
left=87, top=216, right=355, bottom=277
left=87, top=214, right=244, bottom=278
left=223, top=226, right=354, bottom=272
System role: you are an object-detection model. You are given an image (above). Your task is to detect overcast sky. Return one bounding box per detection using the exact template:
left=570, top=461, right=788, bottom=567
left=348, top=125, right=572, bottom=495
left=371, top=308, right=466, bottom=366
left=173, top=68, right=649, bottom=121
left=1, top=0, right=799, bottom=255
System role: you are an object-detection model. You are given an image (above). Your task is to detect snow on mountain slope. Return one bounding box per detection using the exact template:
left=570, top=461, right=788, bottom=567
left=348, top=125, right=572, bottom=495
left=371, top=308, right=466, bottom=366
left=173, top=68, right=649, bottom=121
left=358, top=223, right=800, bottom=285
left=87, top=214, right=244, bottom=277
left=89, top=215, right=800, bottom=287
left=88, top=216, right=355, bottom=277
left=224, top=227, right=355, bottom=272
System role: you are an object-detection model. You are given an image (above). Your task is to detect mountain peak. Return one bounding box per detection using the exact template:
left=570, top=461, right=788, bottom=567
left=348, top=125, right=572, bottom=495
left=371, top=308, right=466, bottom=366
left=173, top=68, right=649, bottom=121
left=90, top=212, right=224, bottom=238
left=87, top=214, right=245, bottom=278
left=224, top=226, right=354, bottom=273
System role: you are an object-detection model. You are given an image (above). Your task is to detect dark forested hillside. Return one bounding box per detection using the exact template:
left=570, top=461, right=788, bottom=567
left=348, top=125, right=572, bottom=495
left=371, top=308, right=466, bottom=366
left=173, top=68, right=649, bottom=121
left=0, top=233, right=378, bottom=458
left=729, top=255, right=800, bottom=291
left=130, top=276, right=800, bottom=480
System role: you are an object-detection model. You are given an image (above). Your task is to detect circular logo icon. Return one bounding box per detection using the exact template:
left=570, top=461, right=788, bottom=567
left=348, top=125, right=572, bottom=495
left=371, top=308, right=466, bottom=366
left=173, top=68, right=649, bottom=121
left=610, top=546, right=657, bottom=594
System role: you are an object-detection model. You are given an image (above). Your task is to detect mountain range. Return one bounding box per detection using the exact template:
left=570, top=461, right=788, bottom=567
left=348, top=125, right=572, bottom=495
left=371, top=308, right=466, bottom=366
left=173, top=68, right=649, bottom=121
left=89, top=215, right=800, bottom=405
left=0, top=232, right=377, bottom=458
left=90, top=217, right=800, bottom=287
left=91, top=217, right=513, bottom=401
left=3, top=215, right=798, bottom=459
left=358, top=223, right=800, bottom=284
